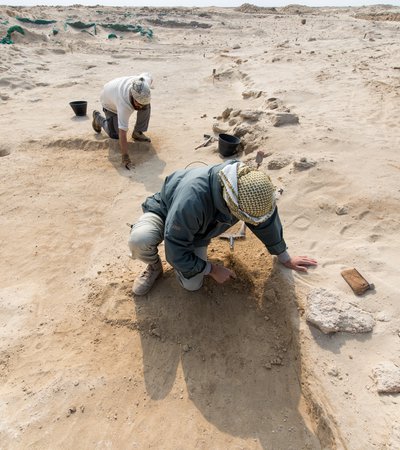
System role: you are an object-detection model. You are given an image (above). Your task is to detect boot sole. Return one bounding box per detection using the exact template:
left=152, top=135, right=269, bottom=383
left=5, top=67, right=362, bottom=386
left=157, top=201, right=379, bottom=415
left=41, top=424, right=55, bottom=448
left=92, top=112, right=101, bottom=133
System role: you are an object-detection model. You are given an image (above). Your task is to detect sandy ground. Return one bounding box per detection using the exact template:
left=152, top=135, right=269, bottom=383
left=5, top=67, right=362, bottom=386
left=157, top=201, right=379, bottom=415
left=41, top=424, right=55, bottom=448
left=0, top=4, right=399, bottom=449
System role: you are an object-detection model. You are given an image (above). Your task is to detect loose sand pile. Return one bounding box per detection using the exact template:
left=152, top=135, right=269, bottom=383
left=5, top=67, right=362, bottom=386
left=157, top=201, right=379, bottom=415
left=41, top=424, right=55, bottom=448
left=0, top=4, right=399, bottom=449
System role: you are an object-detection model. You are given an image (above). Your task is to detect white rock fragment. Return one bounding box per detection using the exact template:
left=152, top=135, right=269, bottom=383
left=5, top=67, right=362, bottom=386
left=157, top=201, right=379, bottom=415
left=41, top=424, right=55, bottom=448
left=242, top=90, right=262, bottom=99
left=372, top=361, right=400, bottom=394
left=270, top=112, right=299, bottom=127
left=233, top=123, right=252, bottom=137
left=239, top=109, right=262, bottom=121
left=212, top=122, right=229, bottom=134
left=306, top=288, right=375, bottom=334
left=267, top=157, right=292, bottom=170
left=375, top=311, right=391, bottom=322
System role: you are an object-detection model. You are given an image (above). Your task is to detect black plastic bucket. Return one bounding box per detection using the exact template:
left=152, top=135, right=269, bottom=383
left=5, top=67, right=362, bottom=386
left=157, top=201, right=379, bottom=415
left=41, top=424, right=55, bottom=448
left=69, top=101, right=87, bottom=116
left=218, top=133, right=241, bottom=157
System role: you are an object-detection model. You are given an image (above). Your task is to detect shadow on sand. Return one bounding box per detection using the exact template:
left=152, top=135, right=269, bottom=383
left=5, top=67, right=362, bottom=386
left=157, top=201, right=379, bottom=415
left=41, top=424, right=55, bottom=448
left=132, top=238, right=322, bottom=449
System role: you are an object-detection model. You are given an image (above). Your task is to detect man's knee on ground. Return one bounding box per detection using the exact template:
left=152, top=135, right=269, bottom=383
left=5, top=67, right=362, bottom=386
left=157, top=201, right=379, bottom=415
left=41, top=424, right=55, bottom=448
left=128, top=231, right=155, bottom=256
left=177, top=273, right=204, bottom=292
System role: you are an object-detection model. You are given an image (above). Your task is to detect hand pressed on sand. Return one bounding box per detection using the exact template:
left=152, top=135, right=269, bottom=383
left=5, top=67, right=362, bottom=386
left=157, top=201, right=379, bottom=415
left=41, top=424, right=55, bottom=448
left=208, top=263, right=237, bottom=284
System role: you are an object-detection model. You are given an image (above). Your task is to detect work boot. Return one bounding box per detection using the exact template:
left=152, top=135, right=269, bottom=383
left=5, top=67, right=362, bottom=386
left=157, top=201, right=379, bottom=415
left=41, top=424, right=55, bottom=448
left=132, top=130, right=151, bottom=142
left=132, top=259, right=163, bottom=296
left=92, top=110, right=101, bottom=133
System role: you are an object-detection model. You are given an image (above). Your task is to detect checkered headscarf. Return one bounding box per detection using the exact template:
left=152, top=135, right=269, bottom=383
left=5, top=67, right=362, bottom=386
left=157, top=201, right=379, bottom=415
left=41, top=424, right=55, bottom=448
left=219, top=162, right=276, bottom=225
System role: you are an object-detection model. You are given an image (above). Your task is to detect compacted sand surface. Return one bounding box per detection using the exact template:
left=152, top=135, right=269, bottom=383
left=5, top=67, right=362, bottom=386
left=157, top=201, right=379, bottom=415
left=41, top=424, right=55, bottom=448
left=0, top=4, right=399, bottom=449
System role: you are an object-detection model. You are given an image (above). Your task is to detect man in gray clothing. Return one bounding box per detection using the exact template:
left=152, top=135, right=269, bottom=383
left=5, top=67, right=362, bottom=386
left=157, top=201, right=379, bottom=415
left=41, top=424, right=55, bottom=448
left=128, top=160, right=317, bottom=296
left=92, top=73, right=153, bottom=167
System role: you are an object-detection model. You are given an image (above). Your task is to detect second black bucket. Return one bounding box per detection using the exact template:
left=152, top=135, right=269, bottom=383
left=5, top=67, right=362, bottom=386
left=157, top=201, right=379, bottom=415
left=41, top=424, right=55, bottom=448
left=69, top=101, right=88, bottom=116
left=218, top=133, right=241, bottom=157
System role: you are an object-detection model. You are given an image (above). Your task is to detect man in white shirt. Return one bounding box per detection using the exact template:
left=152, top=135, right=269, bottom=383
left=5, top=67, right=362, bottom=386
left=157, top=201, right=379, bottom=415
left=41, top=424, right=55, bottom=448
left=92, top=73, right=153, bottom=167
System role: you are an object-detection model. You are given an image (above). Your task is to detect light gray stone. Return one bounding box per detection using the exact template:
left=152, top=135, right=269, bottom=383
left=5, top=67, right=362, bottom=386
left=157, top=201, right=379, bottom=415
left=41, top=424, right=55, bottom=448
left=306, top=288, right=375, bottom=334
left=212, top=122, right=229, bottom=134
left=242, top=90, right=262, bottom=99
left=267, top=157, right=292, bottom=170
left=239, top=109, right=262, bottom=121
left=372, top=361, right=400, bottom=394
left=233, top=123, right=252, bottom=137
left=270, top=112, right=299, bottom=127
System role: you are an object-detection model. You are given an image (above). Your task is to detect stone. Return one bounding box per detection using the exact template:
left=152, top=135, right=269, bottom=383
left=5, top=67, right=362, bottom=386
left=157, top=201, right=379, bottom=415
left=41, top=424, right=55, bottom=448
left=221, top=107, right=233, bottom=119
left=270, top=112, right=299, bottom=127
left=306, top=288, right=375, bottom=334
left=242, top=90, right=262, bottom=99
left=293, top=157, right=316, bottom=171
left=239, top=109, right=262, bottom=121
left=335, top=206, right=348, bottom=215
left=372, top=361, right=400, bottom=394
left=212, top=122, right=229, bottom=134
left=0, top=146, right=11, bottom=157
left=267, top=157, right=292, bottom=170
left=233, top=123, right=252, bottom=137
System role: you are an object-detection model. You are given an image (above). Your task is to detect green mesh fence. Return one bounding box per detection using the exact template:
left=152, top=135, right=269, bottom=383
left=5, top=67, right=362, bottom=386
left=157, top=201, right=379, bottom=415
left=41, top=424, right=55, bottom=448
left=99, top=23, right=153, bottom=38
left=16, top=17, right=57, bottom=25
left=65, top=21, right=97, bottom=35
left=0, top=25, right=24, bottom=44
left=1, top=18, right=153, bottom=42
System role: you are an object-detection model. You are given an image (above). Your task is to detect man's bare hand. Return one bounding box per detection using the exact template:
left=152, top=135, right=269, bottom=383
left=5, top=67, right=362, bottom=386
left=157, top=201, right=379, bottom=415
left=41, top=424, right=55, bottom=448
left=282, top=256, right=317, bottom=273
left=209, top=263, right=237, bottom=284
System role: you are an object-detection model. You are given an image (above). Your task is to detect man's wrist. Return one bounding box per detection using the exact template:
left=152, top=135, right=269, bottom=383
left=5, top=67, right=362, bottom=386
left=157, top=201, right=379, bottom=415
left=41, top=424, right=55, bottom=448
left=277, top=251, right=290, bottom=264
left=204, top=262, right=212, bottom=275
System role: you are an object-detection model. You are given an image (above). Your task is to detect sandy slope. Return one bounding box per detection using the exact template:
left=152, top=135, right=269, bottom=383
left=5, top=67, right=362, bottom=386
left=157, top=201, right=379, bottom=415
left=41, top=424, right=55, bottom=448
left=0, top=4, right=399, bottom=449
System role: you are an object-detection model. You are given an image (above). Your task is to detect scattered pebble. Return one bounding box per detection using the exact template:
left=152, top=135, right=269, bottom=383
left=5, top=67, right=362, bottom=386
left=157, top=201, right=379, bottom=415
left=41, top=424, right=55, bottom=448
left=335, top=206, right=348, bottom=215
left=372, top=361, right=400, bottom=394
left=293, top=157, right=316, bottom=171
left=67, top=406, right=76, bottom=417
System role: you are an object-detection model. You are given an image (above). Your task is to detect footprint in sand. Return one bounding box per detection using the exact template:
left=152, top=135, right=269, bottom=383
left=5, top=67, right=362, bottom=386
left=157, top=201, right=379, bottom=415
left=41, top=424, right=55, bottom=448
left=291, top=215, right=311, bottom=230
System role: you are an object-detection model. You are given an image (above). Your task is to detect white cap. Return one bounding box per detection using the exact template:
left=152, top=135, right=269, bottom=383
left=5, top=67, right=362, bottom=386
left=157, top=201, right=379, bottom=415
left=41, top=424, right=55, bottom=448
left=130, top=73, right=152, bottom=105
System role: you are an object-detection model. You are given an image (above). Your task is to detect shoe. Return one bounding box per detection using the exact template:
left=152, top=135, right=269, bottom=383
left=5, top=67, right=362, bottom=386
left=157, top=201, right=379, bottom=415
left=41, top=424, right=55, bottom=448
left=92, top=110, right=101, bottom=133
left=122, top=153, right=132, bottom=168
left=132, top=259, right=163, bottom=296
left=132, top=130, right=151, bottom=142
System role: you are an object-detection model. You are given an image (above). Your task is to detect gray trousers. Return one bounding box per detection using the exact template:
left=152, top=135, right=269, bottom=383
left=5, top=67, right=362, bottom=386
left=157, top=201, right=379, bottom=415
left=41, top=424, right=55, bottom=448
left=97, top=105, right=151, bottom=140
left=128, top=212, right=208, bottom=291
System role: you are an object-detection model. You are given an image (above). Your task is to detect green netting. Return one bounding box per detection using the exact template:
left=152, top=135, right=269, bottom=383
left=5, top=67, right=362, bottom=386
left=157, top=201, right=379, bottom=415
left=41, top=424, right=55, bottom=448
left=108, top=33, right=118, bottom=39
left=0, top=20, right=9, bottom=25
left=99, top=23, right=153, bottom=38
left=16, top=17, right=57, bottom=25
left=65, top=21, right=97, bottom=35
left=0, top=25, right=24, bottom=44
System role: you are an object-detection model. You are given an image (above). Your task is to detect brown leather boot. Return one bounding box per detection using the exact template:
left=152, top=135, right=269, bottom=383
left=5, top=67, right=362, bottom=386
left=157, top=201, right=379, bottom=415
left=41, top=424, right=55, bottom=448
left=132, top=259, right=163, bottom=296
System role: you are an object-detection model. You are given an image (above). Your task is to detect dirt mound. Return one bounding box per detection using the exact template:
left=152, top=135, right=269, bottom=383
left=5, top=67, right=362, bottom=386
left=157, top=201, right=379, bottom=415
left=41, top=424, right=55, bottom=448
left=236, top=3, right=277, bottom=14
left=355, top=12, right=400, bottom=21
